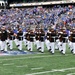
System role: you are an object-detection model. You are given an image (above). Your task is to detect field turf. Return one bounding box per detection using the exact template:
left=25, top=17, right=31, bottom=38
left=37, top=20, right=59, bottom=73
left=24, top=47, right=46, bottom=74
left=0, top=43, right=75, bottom=75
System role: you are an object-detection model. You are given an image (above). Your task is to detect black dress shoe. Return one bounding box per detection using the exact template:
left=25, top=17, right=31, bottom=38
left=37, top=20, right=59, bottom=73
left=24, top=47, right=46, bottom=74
left=37, top=47, right=41, bottom=50
left=71, top=49, right=73, bottom=53
left=26, top=45, right=28, bottom=47
left=10, top=49, right=12, bottom=51
left=1, top=50, right=4, bottom=52
left=7, top=42, right=9, bottom=45
left=41, top=51, right=44, bottom=53
left=17, top=45, right=20, bottom=47
left=4, top=51, right=8, bottom=53
left=49, top=49, right=51, bottom=52
left=50, top=51, right=54, bottom=55
left=8, top=45, right=10, bottom=47
left=61, top=50, right=63, bottom=52
left=60, top=50, right=63, bottom=53
left=28, top=48, right=31, bottom=51
left=61, top=53, right=65, bottom=55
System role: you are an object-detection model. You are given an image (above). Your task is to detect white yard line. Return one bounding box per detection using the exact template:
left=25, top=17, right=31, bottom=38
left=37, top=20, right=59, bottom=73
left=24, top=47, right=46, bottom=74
left=16, top=65, right=28, bottom=68
left=67, top=73, right=75, bottom=75
left=0, top=54, right=69, bottom=61
left=26, top=70, right=61, bottom=75
left=31, top=67, right=43, bottom=70
left=3, top=63, right=14, bottom=66
left=26, top=67, right=75, bottom=75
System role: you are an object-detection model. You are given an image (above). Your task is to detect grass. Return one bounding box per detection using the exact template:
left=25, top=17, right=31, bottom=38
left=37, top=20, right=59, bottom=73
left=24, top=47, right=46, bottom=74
left=0, top=42, right=75, bottom=75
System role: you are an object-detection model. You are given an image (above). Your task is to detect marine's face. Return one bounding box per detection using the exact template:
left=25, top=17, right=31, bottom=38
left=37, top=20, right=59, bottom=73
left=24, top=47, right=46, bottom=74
left=2, top=27, right=6, bottom=30
left=19, top=28, right=22, bottom=31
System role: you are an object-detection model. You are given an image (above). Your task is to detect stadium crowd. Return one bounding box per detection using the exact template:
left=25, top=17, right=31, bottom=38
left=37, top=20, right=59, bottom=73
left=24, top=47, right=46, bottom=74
left=0, top=4, right=75, bottom=55
left=0, top=5, right=75, bottom=29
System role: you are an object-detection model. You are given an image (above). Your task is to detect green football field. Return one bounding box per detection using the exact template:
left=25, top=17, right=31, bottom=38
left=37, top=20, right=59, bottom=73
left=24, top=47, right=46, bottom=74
left=0, top=43, right=75, bottom=75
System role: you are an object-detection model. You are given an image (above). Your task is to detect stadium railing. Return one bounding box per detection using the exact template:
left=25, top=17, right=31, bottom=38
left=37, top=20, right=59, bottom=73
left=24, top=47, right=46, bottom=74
left=10, top=0, right=75, bottom=7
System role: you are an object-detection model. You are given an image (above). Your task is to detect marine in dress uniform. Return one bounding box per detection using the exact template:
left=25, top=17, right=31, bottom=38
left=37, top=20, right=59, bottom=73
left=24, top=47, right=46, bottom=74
left=23, top=29, right=28, bottom=47
left=35, top=28, right=41, bottom=51
left=25, top=28, right=31, bottom=51
left=55, top=29, right=59, bottom=50
left=0, top=26, right=8, bottom=52
left=28, top=29, right=35, bottom=52
left=58, top=27, right=68, bottom=54
left=68, top=28, right=73, bottom=53
left=17, top=28, right=23, bottom=51
left=13, top=27, right=19, bottom=48
left=8, top=28, right=15, bottom=50
left=49, top=28, right=56, bottom=54
left=39, top=28, right=45, bottom=53
left=70, top=28, right=75, bottom=54
left=46, top=29, right=51, bottom=51
left=58, top=28, right=63, bottom=52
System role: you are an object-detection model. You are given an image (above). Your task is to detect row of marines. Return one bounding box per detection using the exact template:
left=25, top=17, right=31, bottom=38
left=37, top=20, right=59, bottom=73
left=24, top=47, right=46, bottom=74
left=0, top=26, right=75, bottom=55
